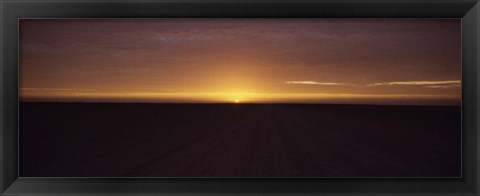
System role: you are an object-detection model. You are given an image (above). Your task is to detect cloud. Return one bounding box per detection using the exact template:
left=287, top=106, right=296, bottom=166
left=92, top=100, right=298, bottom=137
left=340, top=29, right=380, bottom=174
left=368, top=80, right=461, bottom=88
left=423, top=84, right=461, bottom=89
left=21, top=88, right=95, bottom=91
left=285, top=80, right=461, bottom=89
left=369, top=80, right=460, bottom=86
left=285, top=81, right=348, bottom=86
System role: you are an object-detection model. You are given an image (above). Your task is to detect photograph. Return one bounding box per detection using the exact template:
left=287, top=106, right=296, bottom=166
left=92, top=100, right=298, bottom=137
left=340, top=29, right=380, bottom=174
left=19, top=19, right=461, bottom=177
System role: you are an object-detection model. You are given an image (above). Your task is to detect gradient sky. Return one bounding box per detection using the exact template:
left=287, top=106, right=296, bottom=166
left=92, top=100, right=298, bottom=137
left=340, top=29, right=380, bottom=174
left=20, top=19, right=461, bottom=105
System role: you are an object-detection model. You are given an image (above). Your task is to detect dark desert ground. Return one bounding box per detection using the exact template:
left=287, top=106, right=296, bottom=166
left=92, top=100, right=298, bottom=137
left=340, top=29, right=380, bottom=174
left=20, top=102, right=461, bottom=177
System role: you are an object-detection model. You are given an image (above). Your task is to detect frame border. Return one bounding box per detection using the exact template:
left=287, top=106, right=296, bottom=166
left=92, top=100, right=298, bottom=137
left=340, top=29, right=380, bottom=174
left=1, top=0, right=479, bottom=195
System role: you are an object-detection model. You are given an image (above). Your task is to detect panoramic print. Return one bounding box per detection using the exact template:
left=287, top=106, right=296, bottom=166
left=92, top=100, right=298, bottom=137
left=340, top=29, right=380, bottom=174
left=19, top=19, right=461, bottom=177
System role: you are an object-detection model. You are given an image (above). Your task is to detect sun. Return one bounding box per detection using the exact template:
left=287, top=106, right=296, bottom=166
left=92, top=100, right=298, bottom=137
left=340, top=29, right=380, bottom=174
left=234, top=99, right=240, bottom=103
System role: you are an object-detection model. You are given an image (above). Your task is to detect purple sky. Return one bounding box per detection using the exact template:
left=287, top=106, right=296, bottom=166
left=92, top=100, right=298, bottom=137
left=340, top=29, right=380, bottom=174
left=19, top=19, right=461, bottom=104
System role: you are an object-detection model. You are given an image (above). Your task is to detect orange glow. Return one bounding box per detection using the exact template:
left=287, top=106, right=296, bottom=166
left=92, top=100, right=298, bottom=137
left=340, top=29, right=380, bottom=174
left=19, top=19, right=461, bottom=105
left=20, top=89, right=460, bottom=105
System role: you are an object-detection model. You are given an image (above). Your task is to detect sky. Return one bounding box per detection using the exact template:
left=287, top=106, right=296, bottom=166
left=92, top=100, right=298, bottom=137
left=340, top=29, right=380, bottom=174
left=19, top=19, right=461, bottom=105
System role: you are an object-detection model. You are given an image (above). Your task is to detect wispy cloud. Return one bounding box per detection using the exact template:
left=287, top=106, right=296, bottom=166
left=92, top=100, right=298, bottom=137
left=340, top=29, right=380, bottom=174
left=285, top=80, right=461, bottom=89
left=423, top=84, right=461, bottom=89
left=368, top=80, right=461, bottom=88
left=285, top=81, right=348, bottom=86
left=21, top=88, right=95, bottom=91
left=369, top=80, right=460, bottom=86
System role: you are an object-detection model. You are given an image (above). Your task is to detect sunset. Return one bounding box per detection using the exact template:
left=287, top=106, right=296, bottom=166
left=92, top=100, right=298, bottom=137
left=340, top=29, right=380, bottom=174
left=20, top=19, right=460, bottom=105
left=20, top=19, right=461, bottom=177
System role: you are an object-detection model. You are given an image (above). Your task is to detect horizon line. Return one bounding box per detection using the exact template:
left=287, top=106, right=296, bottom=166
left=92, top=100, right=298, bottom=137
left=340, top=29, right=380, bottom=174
left=19, top=100, right=461, bottom=107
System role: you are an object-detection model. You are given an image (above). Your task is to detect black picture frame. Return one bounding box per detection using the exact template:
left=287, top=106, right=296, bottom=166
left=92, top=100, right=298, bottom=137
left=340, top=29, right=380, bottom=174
left=1, top=0, right=479, bottom=195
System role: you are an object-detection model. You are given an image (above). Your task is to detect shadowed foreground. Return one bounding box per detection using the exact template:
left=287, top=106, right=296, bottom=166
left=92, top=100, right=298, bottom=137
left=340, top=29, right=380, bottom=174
left=20, top=102, right=461, bottom=177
